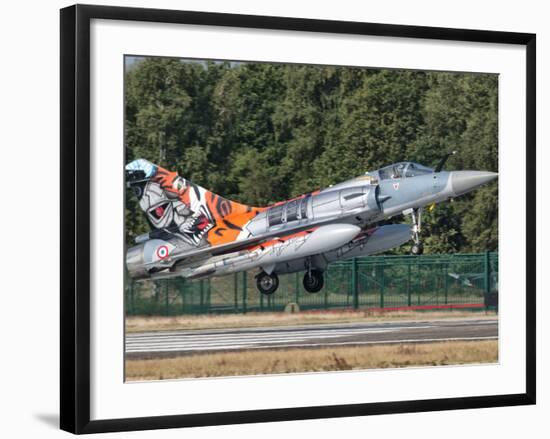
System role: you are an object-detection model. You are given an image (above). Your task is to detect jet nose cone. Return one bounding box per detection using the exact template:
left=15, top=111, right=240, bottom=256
left=451, top=171, right=498, bottom=196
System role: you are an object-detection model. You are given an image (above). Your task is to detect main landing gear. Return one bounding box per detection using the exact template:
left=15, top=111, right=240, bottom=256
left=303, top=269, right=324, bottom=293
left=256, top=271, right=279, bottom=295
left=410, top=208, right=424, bottom=256
left=255, top=263, right=326, bottom=295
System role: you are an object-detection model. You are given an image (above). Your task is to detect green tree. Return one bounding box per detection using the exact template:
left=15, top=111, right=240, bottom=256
left=124, top=57, right=498, bottom=253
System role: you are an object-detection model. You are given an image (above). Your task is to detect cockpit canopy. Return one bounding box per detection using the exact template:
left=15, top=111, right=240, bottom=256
left=377, top=162, right=434, bottom=180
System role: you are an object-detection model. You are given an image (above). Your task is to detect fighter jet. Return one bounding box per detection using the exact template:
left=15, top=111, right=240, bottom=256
left=125, top=154, right=497, bottom=295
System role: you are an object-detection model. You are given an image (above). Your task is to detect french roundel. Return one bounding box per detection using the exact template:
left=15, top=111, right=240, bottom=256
left=156, top=245, right=169, bottom=259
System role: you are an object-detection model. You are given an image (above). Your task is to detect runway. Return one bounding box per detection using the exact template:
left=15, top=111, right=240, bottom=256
left=125, top=317, right=498, bottom=358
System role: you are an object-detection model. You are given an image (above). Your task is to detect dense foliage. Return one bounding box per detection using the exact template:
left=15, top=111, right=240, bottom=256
left=125, top=57, right=498, bottom=253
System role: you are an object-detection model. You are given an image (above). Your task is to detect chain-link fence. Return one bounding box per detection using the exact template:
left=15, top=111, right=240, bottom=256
left=125, top=252, right=498, bottom=315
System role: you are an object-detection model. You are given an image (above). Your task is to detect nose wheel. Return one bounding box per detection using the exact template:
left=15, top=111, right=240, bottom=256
left=411, top=242, right=424, bottom=256
left=256, top=271, right=279, bottom=295
left=410, top=208, right=424, bottom=255
left=303, top=269, right=324, bottom=293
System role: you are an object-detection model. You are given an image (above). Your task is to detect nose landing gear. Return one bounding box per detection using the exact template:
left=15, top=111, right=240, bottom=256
left=411, top=242, right=424, bottom=256
left=410, top=208, right=424, bottom=256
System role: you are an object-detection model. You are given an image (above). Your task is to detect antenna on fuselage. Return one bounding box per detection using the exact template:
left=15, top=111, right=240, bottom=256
left=434, top=150, right=457, bottom=173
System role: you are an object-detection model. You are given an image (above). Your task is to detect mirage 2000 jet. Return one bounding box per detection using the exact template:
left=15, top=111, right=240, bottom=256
left=125, top=154, right=497, bottom=295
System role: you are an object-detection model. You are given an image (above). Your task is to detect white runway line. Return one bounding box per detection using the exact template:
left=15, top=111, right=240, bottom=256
left=127, top=333, right=393, bottom=351
left=127, top=336, right=499, bottom=353
left=125, top=319, right=498, bottom=354
left=126, top=327, right=404, bottom=341
left=126, top=328, right=405, bottom=352
left=126, top=326, right=434, bottom=345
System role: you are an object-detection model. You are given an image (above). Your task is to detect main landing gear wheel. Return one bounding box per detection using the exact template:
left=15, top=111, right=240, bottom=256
left=303, top=270, right=324, bottom=293
left=256, top=271, right=279, bottom=295
left=410, top=208, right=424, bottom=256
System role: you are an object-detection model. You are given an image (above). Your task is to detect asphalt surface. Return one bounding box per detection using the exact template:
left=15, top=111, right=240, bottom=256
left=125, top=318, right=498, bottom=359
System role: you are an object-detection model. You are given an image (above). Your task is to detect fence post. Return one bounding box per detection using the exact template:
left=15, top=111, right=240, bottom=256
left=380, top=264, right=385, bottom=309
left=153, top=281, right=160, bottom=306
left=324, top=270, right=329, bottom=309
left=180, top=279, right=186, bottom=313
left=440, top=264, right=445, bottom=305
left=200, top=279, right=204, bottom=312
left=242, top=271, right=248, bottom=314
left=365, top=260, right=369, bottom=292
left=417, top=263, right=421, bottom=305
left=206, top=279, right=211, bottom=313
left=444, top=262, right=449, bottom=305
left=407, top=262, right=412, bottom=307
left=295, top=272, right=300, bottom=304
left=260, top=287, right=264, bottom=311
left=234, top=273, right=238, bottom=312
left=484, top=251, right=491, bottom=309
left=352, top=258, right=359, bottom=309
left=128, top=280, right=135, bottom=315
left=164, top=283, right=170, bottom=316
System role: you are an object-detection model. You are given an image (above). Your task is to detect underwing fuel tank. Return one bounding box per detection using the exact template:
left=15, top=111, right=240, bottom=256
left=273, top=224, right=411, bottom=274
left=187, top=223, right=361, bottom=278
left=323, top=224, right=411, bottom=262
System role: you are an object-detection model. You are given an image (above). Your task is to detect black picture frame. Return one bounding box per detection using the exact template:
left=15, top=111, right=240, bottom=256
left=60, top=4, right=536, bottom=434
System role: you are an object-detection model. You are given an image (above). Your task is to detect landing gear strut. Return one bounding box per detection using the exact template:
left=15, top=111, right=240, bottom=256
left=256, top=271, right=279, bottom=295
left=303, top=269, right=324, bottom=293
left=410, top=208, right=424, bottom=256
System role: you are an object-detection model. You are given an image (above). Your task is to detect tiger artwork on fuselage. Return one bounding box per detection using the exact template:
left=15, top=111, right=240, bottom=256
left=126, top=159, right=264, bottom=249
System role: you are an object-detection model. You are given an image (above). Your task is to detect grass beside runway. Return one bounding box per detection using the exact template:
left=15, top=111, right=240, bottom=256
left=126, top=309, right=497, bottom=333
left=125, top=339, right=498, bottom=381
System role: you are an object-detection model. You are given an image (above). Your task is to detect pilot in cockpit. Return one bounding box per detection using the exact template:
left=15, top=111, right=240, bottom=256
left=391, top=163, right=406, bottom=179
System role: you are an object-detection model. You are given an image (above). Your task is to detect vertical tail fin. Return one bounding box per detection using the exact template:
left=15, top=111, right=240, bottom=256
left=126, top=159, right=261, bottom=246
